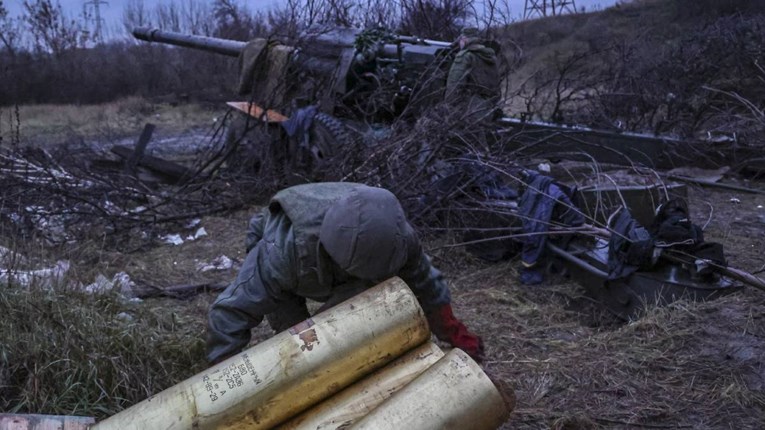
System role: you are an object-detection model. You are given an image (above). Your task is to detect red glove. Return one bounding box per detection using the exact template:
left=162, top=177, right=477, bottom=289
left=426, top=304, right=485, bottom=362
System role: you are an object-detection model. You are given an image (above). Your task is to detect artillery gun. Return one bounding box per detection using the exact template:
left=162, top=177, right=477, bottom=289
left=134, top=27, right=741, bottom=176
left=132, top=27, right=457, bottom=178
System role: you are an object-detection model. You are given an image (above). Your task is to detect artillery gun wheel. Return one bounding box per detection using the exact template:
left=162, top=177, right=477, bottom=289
left=224, top=111, right=352, bottom=184
left=288, top=112, right=351, bottom=182
left=223, top=115, right=283, bottom=177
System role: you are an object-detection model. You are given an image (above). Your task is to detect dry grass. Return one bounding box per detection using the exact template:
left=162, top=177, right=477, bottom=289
left=0, top=208, right=268, bottom=419
left=0, top=97, right=223, bottom=148
left=442, top=253, right=765, bottom=429
left=0, top=280, right=209, bottom=417
left=433, top=185, right=765, bottom=429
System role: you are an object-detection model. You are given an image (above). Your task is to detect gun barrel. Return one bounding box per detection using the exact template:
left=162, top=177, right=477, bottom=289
left=132, top=27, right=246, bottom=57
left=395, top=35, right=453, bottom=48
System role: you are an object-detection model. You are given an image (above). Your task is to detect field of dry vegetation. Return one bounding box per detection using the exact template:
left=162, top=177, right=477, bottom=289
left=1, top=0, right=764, bottom=428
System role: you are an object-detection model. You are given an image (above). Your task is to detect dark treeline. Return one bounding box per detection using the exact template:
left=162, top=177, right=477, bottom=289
left=1, top=43, right=231, bottom=104
left=1, top=44, right=234, bottom=104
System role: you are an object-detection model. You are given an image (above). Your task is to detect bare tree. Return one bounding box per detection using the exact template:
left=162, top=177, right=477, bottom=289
left=479, top=0, right=516, bottom=35
left=180, top=0, right=214, bottom=35
left=123, top=0, right=215, bottom=37
left=357, top=0, right=400, bottom=29
left=321, top=0, right=358, bottom=27
left=398, top=0, right=471, bottom=40
left=122, top=0, right=152, bottom=36
left=23, top=0, right=87, bottom=55
left=266, top=1, right=300, bottom=39
left=155, top=0, right=183, bottom=32
left=0, top=0, right=25, bottom=56
left=213, top=0, right=267, bottom=40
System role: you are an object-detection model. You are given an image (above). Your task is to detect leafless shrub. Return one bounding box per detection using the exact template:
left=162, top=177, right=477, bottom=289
left=511, top=11, right=765, bottom=145
left=0, top=1, right=24, bottom=56
left=23, top=0, right=87, bottom=55
left=398, top=0, right=471, bottom=40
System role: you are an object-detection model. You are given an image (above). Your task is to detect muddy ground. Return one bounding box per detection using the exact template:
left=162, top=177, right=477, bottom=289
left=115, top=169, right=765, bottom=429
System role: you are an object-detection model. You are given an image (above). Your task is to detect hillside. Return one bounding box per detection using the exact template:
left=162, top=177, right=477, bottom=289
left=500, top=0, right=764, bottom=142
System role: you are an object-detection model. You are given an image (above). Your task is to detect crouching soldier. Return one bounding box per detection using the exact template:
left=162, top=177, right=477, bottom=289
left=207, top=182, right=484, bottom=364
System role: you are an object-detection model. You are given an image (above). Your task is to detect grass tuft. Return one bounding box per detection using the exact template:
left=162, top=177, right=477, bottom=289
left=0, top=281, right=207, bottom=418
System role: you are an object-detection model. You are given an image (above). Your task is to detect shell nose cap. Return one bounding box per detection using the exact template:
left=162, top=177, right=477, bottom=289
left=319, top=186, right=409, bottom=281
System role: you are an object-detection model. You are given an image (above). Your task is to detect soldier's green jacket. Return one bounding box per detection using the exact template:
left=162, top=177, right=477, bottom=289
left=207, top=182, right=450, bottom=363
left=446, top=43, right=500, bottom=99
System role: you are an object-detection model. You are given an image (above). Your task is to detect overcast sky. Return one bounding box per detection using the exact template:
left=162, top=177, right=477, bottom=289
left=6, top=0, right=621, bottom=33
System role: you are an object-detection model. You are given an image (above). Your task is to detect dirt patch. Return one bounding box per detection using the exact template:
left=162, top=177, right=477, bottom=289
left=120, top=209, right=255, bottom=288
left=64, top=177, right=761, bottom=428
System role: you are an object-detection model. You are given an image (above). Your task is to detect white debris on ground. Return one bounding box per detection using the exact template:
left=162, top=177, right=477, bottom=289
left=82, top=271, right=137, bottom=298
left=0, top=246, right=139, bottom=299
left=184, top=218, right=201, bottom=229
left=115, top=312, right=135, bottom=322
left=162, top=233, right=185, bottom=245
left=13, top=206, right=72, bottom=243
left=186, top=227, right=207, bottom=241
left=196, top=255, right=234, bottom=273
left=0, top=246, right=28, bottom=266
left=161, top=219, right=207, bottom=246
left=0, top=259, right=70, bottom=289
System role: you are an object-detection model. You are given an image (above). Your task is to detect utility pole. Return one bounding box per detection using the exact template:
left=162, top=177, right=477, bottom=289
left=83, top=0, right=108, bottom=44
left=524, top=0, right=578, bottom=19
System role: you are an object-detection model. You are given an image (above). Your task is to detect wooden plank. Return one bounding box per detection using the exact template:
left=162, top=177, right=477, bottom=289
left=110, top=145, right=192, bottom=183
left=0, top=414, right=95, bottom=430
left=127, top=123, right=156, bottom=174
left=227, top=101, right=289, bottom=123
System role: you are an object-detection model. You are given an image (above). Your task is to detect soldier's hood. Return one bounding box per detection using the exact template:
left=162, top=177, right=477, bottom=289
left=318, top=186, right=410, bottom=281
left=466, top=44, right=497, bottom=64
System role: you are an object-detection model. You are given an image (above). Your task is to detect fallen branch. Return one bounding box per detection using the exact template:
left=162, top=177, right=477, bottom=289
left=666, top=174, right=765, bottom=195
left=133, top=281, right=228, bottom=299
left=551, top=223, right=765, bottom=293
left=111, top=145, right=193, bottom=183
left=661, top=250, right=765, bottom=293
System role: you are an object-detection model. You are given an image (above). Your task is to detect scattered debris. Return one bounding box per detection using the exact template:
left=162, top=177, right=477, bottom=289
left=161, top=234, right=185, bottom=246
left=0, top=260, right=70, bottom=289
left=186, top=227, right=208, bottom=241
left=115, top=312, right=135, bottom=323
left=82, top=272, right=136, bottom=297
left=184, top=218, right=201, bottom=229
left=0, top=246, right=28, bottom=267
left=196, top=255, right=234, bottom=272
left=162, top=227, right=207, bottom=245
